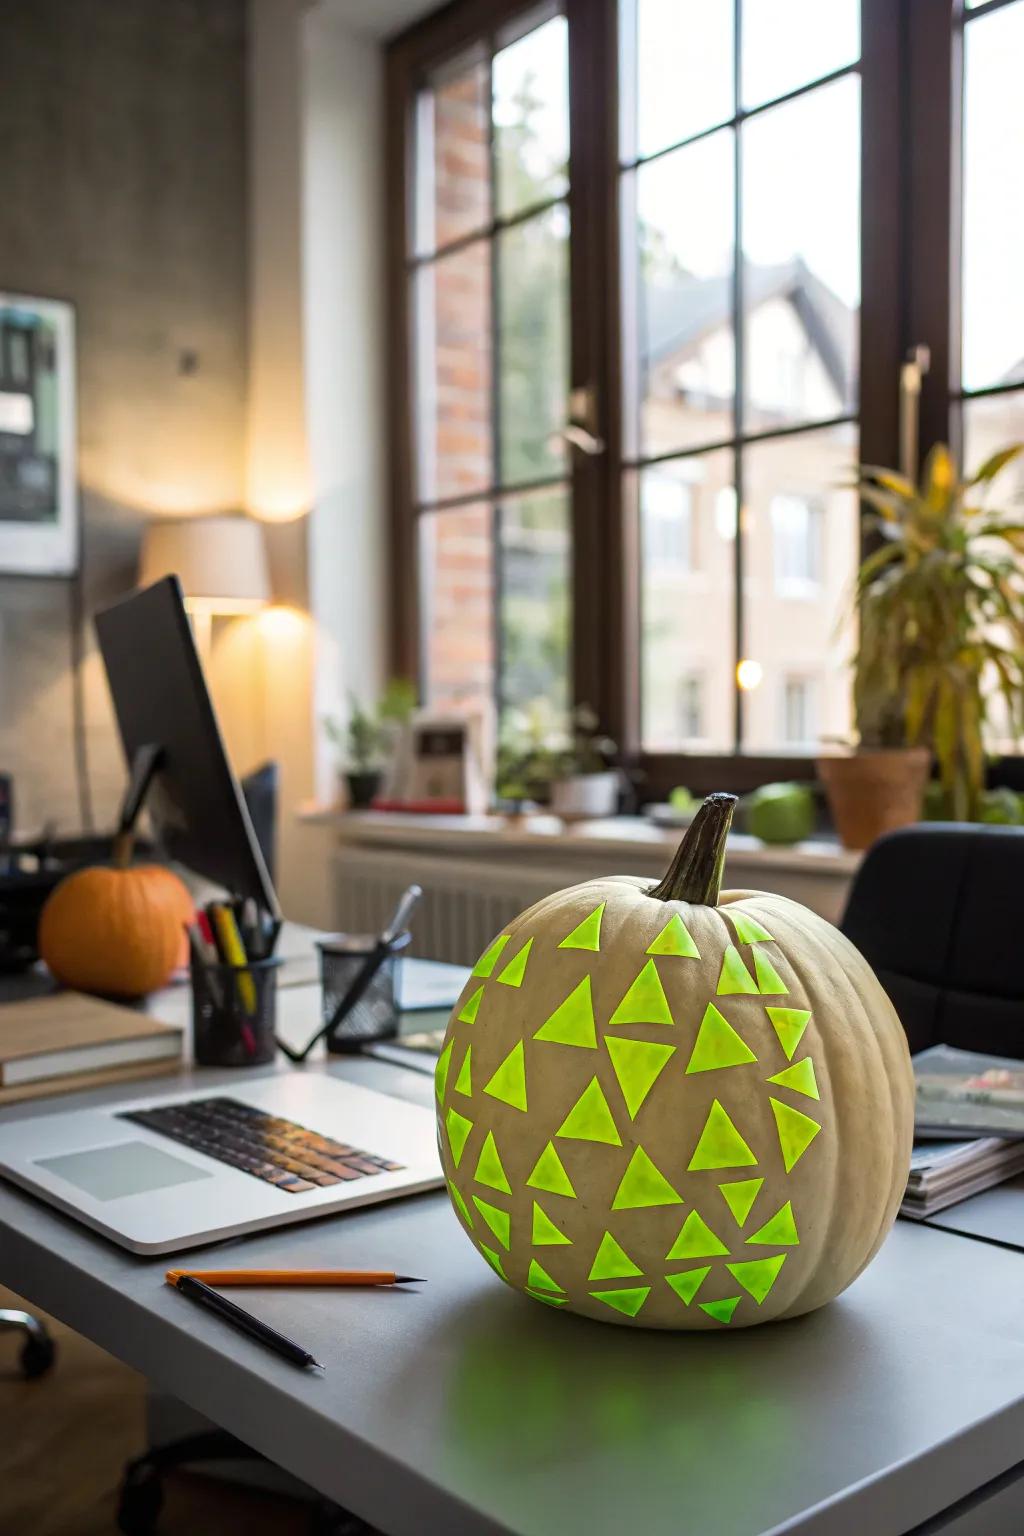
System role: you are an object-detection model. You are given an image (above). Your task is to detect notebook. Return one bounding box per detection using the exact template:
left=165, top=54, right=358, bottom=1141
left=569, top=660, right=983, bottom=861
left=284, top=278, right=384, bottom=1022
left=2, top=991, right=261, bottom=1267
left=0, top=992, right=183, bottom=1102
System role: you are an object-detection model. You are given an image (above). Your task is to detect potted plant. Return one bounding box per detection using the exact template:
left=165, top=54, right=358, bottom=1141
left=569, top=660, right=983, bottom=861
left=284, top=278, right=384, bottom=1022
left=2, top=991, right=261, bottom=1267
left=325, top=680, right=417, bottom=810
left=819, top=442, right=1024, bottom=848
left=549, top=704, right=620, bottom=821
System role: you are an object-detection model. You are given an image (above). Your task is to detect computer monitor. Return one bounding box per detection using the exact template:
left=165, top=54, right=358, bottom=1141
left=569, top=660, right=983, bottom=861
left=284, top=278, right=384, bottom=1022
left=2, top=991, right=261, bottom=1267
left=94, top=575, right=280, bottom=919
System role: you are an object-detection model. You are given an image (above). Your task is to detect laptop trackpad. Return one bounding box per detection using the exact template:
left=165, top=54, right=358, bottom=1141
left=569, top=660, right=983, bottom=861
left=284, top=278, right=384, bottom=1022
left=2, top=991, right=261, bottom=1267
left=35, top=1141, right=213, bottom=1202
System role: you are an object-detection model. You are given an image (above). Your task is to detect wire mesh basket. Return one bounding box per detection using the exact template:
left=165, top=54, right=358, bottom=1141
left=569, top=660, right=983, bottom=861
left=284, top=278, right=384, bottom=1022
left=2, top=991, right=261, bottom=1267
left=318, top=930, right=412, bottom=1053
left=191, top=955, right=280, bottom=1067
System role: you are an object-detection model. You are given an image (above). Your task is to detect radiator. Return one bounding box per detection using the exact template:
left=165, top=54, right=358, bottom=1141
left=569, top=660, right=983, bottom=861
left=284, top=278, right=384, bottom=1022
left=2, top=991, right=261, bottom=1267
left=333, top=846, right=582, bottom=965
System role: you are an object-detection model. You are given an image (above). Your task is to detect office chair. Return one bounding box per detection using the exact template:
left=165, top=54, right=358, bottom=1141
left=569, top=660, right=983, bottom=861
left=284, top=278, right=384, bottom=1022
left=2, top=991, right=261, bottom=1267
left=0, top=1307, right=55, bottom=1378
left=840, top=822, right=1024, bottom=1057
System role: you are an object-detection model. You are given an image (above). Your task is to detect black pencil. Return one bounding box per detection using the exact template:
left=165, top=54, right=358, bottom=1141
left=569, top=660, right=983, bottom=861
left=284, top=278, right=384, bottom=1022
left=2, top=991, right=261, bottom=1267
left=171, top=1274, right=324, bottom=1370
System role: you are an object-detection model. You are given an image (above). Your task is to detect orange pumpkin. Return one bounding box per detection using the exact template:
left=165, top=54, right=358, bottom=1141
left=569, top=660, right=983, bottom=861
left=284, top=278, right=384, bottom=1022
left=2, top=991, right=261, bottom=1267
left=39, top=859, right=194, bottom=998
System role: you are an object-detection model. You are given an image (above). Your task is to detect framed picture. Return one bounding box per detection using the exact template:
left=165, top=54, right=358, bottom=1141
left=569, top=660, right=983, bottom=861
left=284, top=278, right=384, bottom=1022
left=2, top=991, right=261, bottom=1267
left=0, top=293, right=77, bottom=575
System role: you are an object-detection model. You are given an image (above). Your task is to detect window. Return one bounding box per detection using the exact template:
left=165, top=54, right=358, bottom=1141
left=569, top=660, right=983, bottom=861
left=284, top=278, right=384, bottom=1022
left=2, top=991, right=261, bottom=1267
left=388, top=0, right=1024, bottom=789
left=409, top=7, right=572, bottom=723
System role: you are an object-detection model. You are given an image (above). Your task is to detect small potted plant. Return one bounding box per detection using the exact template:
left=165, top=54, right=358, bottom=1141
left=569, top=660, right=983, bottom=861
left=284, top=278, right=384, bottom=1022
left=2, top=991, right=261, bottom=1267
left=819, top=442, right=1024, bottom=848
left=325, top=696, right=384, bottom=809
left=549, top=704, right=620, bottom=821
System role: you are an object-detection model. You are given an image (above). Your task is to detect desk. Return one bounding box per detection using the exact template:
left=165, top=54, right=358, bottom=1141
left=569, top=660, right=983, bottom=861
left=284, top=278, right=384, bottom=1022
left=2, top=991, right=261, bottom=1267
left=2, top=1054, right=1023, bottom=1536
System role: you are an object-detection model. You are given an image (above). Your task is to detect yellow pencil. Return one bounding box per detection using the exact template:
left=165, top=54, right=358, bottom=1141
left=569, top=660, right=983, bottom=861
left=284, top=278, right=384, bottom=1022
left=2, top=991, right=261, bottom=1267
left=210, top=902, right=257, bottom=1015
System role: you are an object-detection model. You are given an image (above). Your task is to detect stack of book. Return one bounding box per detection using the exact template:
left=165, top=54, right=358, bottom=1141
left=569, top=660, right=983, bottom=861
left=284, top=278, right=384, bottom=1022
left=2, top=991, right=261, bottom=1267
left=902, top=1044, right=1024, bottom=1218
left=0, top=992, right=183, bottom=1105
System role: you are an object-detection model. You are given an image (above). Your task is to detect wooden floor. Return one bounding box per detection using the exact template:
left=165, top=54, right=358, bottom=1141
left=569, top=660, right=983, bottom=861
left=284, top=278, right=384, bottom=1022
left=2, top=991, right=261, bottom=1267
left=0, top=1286, right=309, bottom=1534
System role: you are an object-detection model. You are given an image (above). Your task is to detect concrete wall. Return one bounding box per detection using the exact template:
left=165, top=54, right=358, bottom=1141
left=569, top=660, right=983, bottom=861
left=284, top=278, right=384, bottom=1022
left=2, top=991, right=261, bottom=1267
left=0, top=0, right=249, bottom=834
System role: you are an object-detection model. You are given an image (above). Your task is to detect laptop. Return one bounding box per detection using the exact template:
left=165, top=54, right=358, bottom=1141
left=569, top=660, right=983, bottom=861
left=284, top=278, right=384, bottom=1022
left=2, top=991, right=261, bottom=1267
left=0, top=578, right=443, bottom=1253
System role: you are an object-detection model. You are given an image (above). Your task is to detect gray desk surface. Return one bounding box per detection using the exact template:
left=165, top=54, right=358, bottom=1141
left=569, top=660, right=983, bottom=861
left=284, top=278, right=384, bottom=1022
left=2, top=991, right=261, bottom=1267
left=2, top=1047, right=1024, bottom=1536
left=925, top=1173, right=1024, bottom=1252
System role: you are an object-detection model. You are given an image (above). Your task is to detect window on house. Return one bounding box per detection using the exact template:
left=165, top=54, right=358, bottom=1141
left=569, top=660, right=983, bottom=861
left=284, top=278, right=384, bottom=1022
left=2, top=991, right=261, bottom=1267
left=389, top=0, right=1021, bottom=791
left=411, top=6, right=572, bottom=725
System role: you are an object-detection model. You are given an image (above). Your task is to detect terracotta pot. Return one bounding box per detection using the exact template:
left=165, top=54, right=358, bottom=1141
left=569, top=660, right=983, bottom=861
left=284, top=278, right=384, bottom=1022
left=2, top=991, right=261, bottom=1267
left=817, top=748, right=931, bottom=851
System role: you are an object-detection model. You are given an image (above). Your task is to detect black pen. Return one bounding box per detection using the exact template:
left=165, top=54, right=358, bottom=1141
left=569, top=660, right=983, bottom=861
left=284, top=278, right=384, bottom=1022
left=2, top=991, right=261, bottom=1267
left=170, top=1274, right=324, bottom=1371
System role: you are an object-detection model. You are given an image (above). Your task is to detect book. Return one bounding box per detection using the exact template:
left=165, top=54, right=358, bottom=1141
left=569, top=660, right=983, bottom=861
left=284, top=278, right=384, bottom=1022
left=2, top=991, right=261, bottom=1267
left=913, top=1044, right=1024, bottom=1138
left=361, top=956, right=469, bottom=1075
left=0, top=992, right=183, bottom=1095
left=901, top=1136, right=1024, bottom=1218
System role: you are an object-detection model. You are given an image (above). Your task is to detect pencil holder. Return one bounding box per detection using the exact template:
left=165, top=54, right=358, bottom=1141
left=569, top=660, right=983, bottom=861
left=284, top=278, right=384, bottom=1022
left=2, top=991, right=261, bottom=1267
left=318, top=930, right=412, bottom=1054
left=191, top=954, right=281, bottom=1067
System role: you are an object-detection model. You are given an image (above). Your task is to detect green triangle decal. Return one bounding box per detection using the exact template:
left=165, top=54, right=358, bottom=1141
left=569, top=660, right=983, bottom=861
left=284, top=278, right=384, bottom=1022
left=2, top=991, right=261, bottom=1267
left=719, top=1177, right=764, bottom=1226
left=685, top=1002, right=757, bottom=1073
left=527, top=1288, right=568, bottom=1307
left=716, top=944, right=759, bottom=995
left=588, top=1230, right=644, bottom=1281
left=666, top=1208, right=730, bottom=1260
left=435, top=1039, right=453, bottom=1101
left=527, top=1258, right=564, bottom=1293
left=612, top=1145, right=683, bottom=1210
left=448, top=1181, right=474, bottom=1229
left=472, top=1195, right=510, bottom=1249
left=753, top=948, right=788, bottom=995
left=664, top=1265, right=710, bottom=1305
left=497, top=936, right=533, bottom=988
left=608, top=958, right=674, bottom=1026
left=445, top=1107, right=473, bottom=1167
left=699, top=1296, right=740, bottom=1324
left=557, top=1077, right=622, bottom=1145
left=526, top=1141, right=576, bottom=1198
left=483, top=1041, right=528, bottom=1111
left=746, top=1199, right=799, bottom=1246
left=766, top=1006, right=811, bottom=1060
left=767, top=1056, right=819, bottom=1100
left=534, top=977, right=597, bottom=1047
left=558, top=902, right=605, bottom=952
left=646, top=912, right=700, bottom=959
left=532, top=1201, right=572, bottom=1245
left=473, top=1130, right=510, bottom=1193
left=472, top=934, right=510, bottom=978
left=726, top=908, right=775, bottom=944
left=458, top=985, right=484, bottom=1024
left=479, top=1242, right=508, bottom=1281
left=590, top=1286, right=650, bottom=1318
left=770, top=1097, right=821, bottom=1172
left=605, top=1036, right=676, bottom=1117
left=454, top=1043, right=473, bottom=1097
left=727, top=1253, right=787, bottom=1304
left=687, top=1098, right=758, bottom=1170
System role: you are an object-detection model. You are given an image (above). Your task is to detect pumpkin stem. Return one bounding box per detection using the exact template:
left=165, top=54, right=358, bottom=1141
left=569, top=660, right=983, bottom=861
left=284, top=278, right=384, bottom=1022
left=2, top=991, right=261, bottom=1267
left=649, top=792, right=737, bottom=906
left=111, top=830, right=134, bottom=870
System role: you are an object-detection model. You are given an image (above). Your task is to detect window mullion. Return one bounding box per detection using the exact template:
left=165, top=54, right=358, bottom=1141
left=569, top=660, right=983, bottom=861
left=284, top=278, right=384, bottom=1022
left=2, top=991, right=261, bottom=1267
left=731, top=0, right=744, bottom=753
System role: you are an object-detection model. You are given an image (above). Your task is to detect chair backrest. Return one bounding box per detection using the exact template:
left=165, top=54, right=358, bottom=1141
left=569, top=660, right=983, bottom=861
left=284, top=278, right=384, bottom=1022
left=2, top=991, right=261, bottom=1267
left=840, top=822, right=1024, bottom=1057
left=240, top=761, right=278, bottom=886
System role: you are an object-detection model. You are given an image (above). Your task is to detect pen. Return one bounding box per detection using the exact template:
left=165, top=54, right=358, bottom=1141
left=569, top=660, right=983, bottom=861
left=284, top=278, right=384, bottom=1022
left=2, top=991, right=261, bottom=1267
left=169, top=1274, right=324, bottom=1370
left=166, top=1269, right=425, bottom=1288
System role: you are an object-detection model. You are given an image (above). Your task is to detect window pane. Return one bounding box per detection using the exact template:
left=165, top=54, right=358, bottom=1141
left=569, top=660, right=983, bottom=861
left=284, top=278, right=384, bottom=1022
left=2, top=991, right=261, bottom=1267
left=624, top=0, right=733, bottom=162
left=497, top=205, right=569, bottom=485
left=638, top=450, right=736, bottom=752
left=499, top=487, right=571, bottom=716
left=627, top=130, right=735, bottom=459
left=494, top=15, right=568, bottom=220
left=743, top=75, right=859, bottom=432
left=741, top=424, right=858, bottom=753
left=420, top=504, right=495, bottom=713
left=415, top=241, right=493, bottom=503
left=741, top=0, right=859, bottom=110
left=962, top=2, right=1024, bottom=392
left=963, top=391, right=1024, bottom=489
left=416, top=57, right=490, bottom=257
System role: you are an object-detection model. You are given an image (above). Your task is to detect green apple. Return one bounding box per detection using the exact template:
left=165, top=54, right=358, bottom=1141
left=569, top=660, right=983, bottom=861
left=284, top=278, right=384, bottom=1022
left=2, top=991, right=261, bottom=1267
left=745, top=782, right=815, bottom=845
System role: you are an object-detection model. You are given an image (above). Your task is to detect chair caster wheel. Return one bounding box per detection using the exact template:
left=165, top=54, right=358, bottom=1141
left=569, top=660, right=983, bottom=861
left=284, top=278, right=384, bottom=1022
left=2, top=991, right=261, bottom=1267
left=117, top=1462, right=164, bottom=1535
left=19, top=1333, right=56, bottom=1379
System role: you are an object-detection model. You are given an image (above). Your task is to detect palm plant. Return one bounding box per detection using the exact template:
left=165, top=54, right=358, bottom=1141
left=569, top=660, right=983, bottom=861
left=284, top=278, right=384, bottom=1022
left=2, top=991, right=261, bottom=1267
left=855, top=442, right=1024, bottom=822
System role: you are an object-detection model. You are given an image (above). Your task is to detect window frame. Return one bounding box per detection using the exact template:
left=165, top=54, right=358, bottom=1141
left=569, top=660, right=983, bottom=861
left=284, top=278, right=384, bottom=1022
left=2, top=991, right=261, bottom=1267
left=387, top=0, right=997, bottom=799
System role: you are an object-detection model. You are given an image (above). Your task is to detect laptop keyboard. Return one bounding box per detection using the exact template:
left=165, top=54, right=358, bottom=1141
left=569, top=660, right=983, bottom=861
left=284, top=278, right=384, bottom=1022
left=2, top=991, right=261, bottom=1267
left=119, top=1096, right=404, bottom=1194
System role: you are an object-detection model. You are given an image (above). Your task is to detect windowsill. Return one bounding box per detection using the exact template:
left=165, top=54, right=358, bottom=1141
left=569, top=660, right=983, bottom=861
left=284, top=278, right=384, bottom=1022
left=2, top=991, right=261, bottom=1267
left=298, top=804, right=861, bottom=875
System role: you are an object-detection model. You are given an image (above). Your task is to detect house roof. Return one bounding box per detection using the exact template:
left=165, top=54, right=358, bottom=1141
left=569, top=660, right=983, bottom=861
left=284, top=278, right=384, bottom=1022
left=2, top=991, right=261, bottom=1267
left=643, top=256, right=856, bottom=404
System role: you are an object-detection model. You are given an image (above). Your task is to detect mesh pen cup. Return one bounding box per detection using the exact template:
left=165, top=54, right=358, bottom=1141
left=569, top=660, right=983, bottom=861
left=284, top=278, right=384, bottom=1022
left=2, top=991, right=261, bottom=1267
left=318, top=930, right=412, bottom=1053
left=191, top=954, right=281, bottom=1067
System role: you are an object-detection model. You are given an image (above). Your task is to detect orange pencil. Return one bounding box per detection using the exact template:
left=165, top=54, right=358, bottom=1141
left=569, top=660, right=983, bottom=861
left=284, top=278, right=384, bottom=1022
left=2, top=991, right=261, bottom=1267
left=166, top=1269, right=424, bottom=1288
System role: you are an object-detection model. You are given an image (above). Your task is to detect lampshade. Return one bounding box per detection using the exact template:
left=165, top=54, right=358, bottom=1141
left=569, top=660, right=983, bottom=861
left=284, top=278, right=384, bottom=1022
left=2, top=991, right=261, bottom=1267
left=139, top=515, right=270, bottom=614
